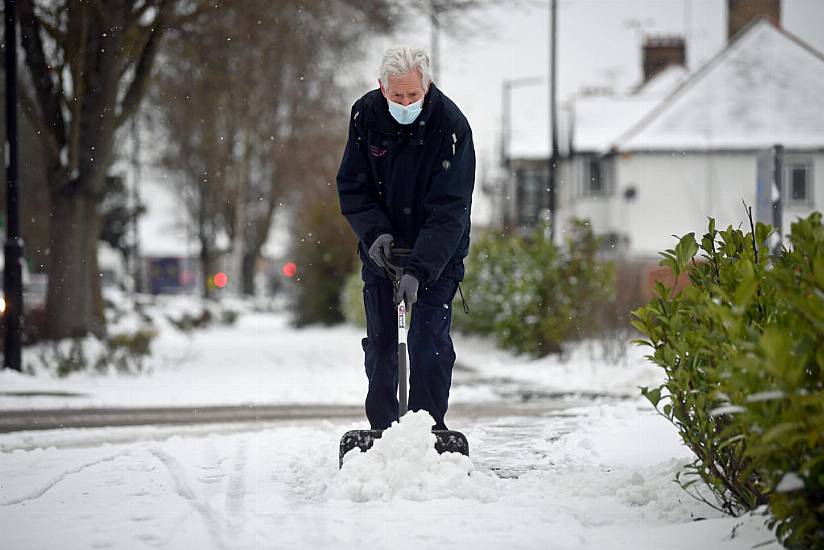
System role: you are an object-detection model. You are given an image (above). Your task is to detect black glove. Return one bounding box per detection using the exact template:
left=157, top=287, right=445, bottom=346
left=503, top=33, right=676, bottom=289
left=368, top=233, right=394, bottom=269
left=394, top=273, right=419, bottom=307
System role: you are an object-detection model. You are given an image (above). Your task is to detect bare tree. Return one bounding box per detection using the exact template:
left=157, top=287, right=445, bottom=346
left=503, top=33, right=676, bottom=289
left=14, top=0, right=214, bottom=338
left=151, top=0, right=396, bottom=297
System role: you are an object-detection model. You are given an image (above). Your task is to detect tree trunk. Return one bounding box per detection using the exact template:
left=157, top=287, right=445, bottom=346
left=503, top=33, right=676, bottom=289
left=199, top=240, right=212, bottom=300
left=241, top=252, right=257, bottom=296
left=45, top=185, right=105, bottom=338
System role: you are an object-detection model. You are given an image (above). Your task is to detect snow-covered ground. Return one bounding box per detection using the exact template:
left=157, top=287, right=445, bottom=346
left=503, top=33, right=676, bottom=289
left=0, top=296, right=780, bottom=548
left=0, top=403, right=778, bottom=549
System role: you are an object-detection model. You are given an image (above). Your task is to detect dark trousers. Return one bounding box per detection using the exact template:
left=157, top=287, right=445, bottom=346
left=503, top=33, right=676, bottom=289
left=361, top=271, right=459, bottom=431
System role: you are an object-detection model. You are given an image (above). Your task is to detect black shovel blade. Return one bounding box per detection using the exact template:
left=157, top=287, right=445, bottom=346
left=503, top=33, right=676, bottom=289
left=339, top=429, right=470, bottom=468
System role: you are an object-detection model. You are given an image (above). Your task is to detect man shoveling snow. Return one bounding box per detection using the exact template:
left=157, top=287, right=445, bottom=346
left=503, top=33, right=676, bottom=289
left=335, top=44, right=475, bottom=432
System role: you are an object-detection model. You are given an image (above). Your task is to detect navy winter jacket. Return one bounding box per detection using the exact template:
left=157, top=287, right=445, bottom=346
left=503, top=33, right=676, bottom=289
left=336, top=84, right=475, bottom=285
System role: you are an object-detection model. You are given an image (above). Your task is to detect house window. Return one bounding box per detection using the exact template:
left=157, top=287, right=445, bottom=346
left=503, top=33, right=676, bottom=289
left=516, top=168, right=544, bottom=226
left=785, top=162, right=813, bottom=207
left=583, top=157, right=610, bottom=197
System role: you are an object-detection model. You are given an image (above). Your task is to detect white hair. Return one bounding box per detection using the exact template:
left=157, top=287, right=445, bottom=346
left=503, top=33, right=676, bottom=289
left=379, top=45, right=432, bottom=90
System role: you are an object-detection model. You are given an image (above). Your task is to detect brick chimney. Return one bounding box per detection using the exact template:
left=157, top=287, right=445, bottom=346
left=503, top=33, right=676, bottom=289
left=728, top=0, right=780, bottom=39
left=642, top=36, right=686, bottom=83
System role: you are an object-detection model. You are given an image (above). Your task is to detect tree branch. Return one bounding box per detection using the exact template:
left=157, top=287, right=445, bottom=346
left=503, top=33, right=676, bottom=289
left=128, top=0, right=163, bottom=26
left=33, top=15, right=69, bottom=49
left=18, top=0, right=68, bottom=154
left=17, top=80, right=62, bottom=161
left=115, top=22, right=165, bottom=128
left=165, top=0, right=216, bottom=28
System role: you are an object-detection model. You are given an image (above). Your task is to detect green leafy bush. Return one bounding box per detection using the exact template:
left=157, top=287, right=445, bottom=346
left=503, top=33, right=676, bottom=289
left=340, top=219, right=618, bottom=358
left=633, top=212, right=824, bottom=548
left=457, top=219, right=614, bottom=356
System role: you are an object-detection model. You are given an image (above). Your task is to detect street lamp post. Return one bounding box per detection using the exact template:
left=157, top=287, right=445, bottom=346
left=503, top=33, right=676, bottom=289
left=4, top=0, right=24, bottom=371
left=547, top=0, right=559, bottom=243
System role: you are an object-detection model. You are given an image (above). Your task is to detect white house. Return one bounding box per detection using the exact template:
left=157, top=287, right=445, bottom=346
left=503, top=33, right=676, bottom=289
left=593, top=19, right=824, bottom=258
left=502, top=18, right=824, bottom=266
left=497, top=14, right=824, bottom=298
left=555, top=65, right=689, bottom=252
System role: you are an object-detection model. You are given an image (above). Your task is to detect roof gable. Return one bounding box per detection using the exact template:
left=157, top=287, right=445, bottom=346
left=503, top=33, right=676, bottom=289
left=615, top=19, right=824, bottom=151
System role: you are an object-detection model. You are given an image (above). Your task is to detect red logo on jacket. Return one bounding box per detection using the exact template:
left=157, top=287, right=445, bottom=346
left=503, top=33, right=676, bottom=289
left=369, top=145, right=388, bottom=157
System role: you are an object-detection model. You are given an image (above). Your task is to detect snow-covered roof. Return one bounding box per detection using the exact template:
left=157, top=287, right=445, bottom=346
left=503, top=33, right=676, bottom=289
left=633, top=65, right=690, bottom=96
left=508, top=84, right=551, bottom=160
left=615, top=20, right=824, bottom=151
left=571, top=96, right=660, bottom=153
left=508, top=64, right=690, bottom=158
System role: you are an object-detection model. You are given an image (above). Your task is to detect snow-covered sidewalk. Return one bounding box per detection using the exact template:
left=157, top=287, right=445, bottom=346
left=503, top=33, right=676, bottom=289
left=0, top=305, right=780, bottom=548
left=0, top=401, right=778, bottom=549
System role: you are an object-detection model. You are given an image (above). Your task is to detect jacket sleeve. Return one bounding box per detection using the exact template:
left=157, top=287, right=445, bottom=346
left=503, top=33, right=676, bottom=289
left=405, top=123, right=476, bottom=286
left=336, top=103, right=394, bottom=247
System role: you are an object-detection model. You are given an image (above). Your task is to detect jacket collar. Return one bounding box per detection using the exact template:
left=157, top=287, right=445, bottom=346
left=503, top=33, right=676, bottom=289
left=365, top=83, right=442, bottom=139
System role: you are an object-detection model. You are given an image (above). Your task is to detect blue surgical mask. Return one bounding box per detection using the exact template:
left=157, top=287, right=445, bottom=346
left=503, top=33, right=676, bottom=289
left=387, top=96, right=424, bottom=125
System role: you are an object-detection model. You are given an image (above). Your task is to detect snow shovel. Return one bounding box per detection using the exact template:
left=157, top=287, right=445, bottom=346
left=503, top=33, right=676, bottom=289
left=339, top=248, right=469, bottom=468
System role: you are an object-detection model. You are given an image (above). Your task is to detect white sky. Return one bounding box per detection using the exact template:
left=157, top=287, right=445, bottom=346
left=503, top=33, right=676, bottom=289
left=352, top=0, right=824, bottom=178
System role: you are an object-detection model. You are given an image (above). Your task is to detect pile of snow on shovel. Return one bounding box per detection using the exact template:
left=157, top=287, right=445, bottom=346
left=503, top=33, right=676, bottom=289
left=329, top=411, right=499, bottom=502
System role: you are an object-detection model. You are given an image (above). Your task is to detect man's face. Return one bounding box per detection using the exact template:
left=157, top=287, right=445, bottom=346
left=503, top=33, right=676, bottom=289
left=379, top=69, right=427, bottom=106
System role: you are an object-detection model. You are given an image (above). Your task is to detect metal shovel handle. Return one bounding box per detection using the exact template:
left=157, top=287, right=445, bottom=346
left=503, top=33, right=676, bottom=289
left=398, top=299, right=408, bottom=417
left=385, top=247, right=411, bottom=418
left=376, top=247, right=412, bottom=418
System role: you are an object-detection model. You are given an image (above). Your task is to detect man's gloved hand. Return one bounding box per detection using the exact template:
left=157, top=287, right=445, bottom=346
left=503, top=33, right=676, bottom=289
left=394, top=273, right=419, bottom=307
left=368, top=233, right=394, bottom=269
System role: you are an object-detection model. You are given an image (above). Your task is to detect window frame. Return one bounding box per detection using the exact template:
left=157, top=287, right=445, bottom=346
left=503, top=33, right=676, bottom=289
left=784, top=157, right=814, bottom=208
left=581, top=155, right=612, bottom=198
left=515, top=166, right=545, bottom=227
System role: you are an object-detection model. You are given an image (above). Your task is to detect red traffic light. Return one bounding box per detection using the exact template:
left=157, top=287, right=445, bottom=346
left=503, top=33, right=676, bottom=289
left=282, top=262, right=297, bottom=278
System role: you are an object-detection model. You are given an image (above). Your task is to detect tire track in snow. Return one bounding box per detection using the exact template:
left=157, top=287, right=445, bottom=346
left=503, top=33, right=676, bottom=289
left=224, top=439, right=247, bottom=536
left=0, top=449, right=130, bottom=507
left=149, top=446, right=227, bottom=550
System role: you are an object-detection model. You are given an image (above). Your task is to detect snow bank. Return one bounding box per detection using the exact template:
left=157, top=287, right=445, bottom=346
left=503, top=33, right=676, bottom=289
left=330, top=411, right=498, bottom=502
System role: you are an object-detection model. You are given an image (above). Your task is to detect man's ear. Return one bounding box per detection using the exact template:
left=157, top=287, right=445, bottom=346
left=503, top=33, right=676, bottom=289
left=378, top=80, right=386, bottom=98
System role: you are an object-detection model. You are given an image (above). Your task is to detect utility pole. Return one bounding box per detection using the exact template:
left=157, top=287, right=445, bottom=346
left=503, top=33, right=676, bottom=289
left=547, top=0, right=559, bottom=242
left=4, top=0, right=23, bottom=371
